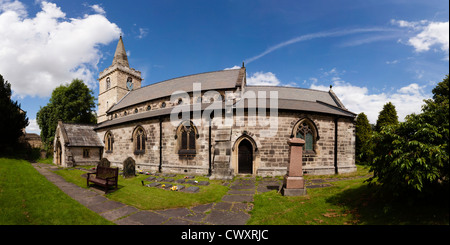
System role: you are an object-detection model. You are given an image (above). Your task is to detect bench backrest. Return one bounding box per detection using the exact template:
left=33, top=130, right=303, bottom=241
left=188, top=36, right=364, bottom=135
left=96, top=166, right=118, bottom=179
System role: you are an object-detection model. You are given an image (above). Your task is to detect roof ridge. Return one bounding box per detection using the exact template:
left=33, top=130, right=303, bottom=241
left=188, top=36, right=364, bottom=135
left=137, top=68, right=241, bottom=90
left=246, top=85, right=330, bottom=93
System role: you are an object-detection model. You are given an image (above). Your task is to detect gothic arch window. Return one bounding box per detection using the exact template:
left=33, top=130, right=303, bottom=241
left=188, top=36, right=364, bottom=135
left=292, top=118, right=319, bottom=154
left=105, top=131, right=114, bottom=153
left=133, top=126, right=146, bottom=155
left=106, top=77, right=111, bottom=90
left=177, top=121, right=197, bottom=155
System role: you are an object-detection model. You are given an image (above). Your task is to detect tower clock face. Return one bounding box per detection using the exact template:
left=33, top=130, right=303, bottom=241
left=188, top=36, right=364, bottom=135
left=126, top=77, right=133, bottom=90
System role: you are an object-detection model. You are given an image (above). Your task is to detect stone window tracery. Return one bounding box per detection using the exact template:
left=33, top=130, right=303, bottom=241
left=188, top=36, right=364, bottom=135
left=105, top=131, right=114, bottom=153
left=133, top=126, right=146, bottom=155
left=293, top=118, right=318, bottom=154
left=177, top=121, right=197, bottom=155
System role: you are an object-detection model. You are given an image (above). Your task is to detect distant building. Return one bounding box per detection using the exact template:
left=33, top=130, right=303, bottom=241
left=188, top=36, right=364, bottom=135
left=24, top=133, right=43, bottom=149
left=54, top=37, right=356, bottom=178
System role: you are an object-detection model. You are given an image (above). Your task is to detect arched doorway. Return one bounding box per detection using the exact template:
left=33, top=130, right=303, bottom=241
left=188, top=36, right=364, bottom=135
left=56, top=141, right=62, bottom=165
left=238, top=139, right=253, bottom=174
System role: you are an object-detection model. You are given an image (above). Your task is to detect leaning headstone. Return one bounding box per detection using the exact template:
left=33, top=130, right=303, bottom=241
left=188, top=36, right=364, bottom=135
left=98, top=158, right=111, bottom=168
left=122, top=157, right=136, bottom=178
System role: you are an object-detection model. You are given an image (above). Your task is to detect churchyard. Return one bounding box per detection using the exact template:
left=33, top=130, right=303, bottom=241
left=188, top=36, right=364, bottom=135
left=1, top=157, right=448, bottom=225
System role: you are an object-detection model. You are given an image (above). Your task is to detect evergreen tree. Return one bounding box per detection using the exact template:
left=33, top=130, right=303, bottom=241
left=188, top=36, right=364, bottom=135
left=375, top=102, right=398, bottom=132
left=0, top=74, right=29, bottom=151
left=355, top=112, right=373, bottom=164
left=37, top=79, right=96, bottom=149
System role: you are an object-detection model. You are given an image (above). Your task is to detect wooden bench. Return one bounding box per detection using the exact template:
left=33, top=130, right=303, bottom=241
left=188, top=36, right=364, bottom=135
left=87, top=166, right=118, bottom=194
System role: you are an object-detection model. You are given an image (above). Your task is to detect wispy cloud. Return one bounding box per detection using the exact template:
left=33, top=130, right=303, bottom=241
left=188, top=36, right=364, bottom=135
left=244, top=27, right=396, bottom=64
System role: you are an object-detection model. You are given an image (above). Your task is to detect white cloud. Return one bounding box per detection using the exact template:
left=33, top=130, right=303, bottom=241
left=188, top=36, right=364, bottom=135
left=90, top=4, right=106, bottom=15
left=0, top=0, right=121, bottom=98
left=26, top=118, right=40, bottom=134
left=224, top=65, right=240, bottom=70
left=391, top=19, right=449, bottom=54
left=247, top=71, right=280, bottom=86
left=310, top=80, right=430, bottom=124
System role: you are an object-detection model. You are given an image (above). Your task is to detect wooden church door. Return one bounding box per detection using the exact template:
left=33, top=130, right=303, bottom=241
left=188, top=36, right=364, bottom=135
left=238, top=139, right=253, bottom=174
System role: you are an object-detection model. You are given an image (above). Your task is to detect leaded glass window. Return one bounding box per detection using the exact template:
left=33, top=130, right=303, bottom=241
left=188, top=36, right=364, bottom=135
left=134, top=127, right=146, bottom=154
left=178, top=121, right=196, bottom=155
left=295, top=122, right=315, bottom=153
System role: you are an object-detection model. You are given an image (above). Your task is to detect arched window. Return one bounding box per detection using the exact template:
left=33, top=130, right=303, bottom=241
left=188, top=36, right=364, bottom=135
left=177, top=121, right=197, bottom=155
left=293, top=118, right=319, bottom=154
left=133, top=126, right=146, bottom=155
left=106, top=77, right=111, bottom=90
left=105, top=131, right=114, bottom=152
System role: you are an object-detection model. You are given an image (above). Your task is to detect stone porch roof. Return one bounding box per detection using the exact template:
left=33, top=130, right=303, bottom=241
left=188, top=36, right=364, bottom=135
left=59, top=121, right=103, bottom=147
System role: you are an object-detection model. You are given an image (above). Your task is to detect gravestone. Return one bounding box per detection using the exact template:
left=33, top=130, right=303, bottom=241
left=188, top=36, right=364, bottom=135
left=184, top=186, right=200, bottom=193
left=98, top=158, right=111, bottom=168
left=122, top=157, right=136, bottom=178
left=198, top=181, right=210, bottom=186
left=146, top=182, right=161, bottom=187
left=282, top=138, right=307, bottom=196
left=144, top=176, right=156, bottom=181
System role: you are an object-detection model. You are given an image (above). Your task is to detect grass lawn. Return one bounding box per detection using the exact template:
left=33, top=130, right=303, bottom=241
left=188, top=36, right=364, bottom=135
left=0, top=158, right=114, bottom=225
left=53, top=166, right=229, bottom=210
left=249, top=165, right=449, bottom=225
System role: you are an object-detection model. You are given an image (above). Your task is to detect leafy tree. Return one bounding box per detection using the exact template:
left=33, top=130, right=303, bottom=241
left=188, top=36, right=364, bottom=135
left=37, top=79, right=96, bottom=148
left=0, top=74, right=29, bottom=151
left=355, top=112, right=373, bottom=164
left=368, top=75, right=449, bottom=196
left=375, top=102, right=398, bottom=132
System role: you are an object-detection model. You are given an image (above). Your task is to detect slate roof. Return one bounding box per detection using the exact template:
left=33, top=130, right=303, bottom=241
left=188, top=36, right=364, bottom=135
left=245, top=86, right=343, bottom=108
left=107, top=68, right=244, bottom=113
left=242, top=86, right=355, bottom=117
left=60, top=123, right=103, bottom=147
left=96, top=86, right=355, bottom=129
left=96, top=68, right=356, bottom=129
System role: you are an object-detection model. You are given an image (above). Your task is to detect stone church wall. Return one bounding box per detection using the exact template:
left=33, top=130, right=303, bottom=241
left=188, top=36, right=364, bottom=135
left=96, top=109, right=355, bottom=177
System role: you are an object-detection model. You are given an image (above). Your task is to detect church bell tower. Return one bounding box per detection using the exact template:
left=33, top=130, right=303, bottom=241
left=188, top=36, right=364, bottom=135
left=97, top=36, right=142, bottom=123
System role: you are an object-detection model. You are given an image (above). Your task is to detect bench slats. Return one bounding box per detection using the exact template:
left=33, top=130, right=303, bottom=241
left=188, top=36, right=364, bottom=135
left=87, top=166, right=118, bottom=194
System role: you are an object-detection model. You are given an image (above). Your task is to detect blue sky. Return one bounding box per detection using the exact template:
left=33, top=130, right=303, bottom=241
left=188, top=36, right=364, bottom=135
left=0, top=0, right=448, bottom=134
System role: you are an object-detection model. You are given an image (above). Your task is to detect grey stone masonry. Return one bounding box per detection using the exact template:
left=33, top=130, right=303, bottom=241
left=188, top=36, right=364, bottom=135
left=210, top=125, right=234, bottom=180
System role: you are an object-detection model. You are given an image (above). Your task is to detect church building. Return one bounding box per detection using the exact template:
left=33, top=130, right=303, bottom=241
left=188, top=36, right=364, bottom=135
left=54, top=37, right=356, bottom=179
